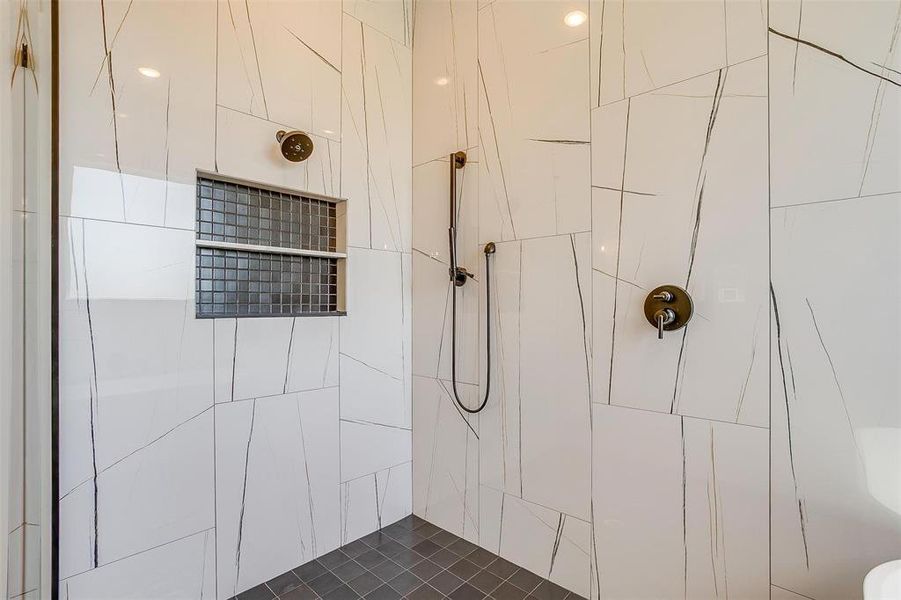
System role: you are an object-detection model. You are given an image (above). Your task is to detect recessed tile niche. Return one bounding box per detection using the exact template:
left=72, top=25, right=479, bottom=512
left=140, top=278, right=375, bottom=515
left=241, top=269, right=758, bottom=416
left=194, top=172, right=346, bottom=318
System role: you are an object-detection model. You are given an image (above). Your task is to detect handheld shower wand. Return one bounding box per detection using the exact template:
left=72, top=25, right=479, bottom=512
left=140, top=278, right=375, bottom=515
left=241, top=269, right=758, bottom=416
left=448, top=151, right=495, bottom=414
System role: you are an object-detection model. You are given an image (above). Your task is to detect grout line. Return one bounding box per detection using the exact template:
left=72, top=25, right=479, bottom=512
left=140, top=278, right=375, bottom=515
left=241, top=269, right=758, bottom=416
left=770, top=189, right=900, bottom=210
left=594, top=400, right=769, bottom=431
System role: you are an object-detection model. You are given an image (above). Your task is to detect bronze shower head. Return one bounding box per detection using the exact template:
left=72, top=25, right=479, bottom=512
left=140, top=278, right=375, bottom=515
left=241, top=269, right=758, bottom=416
left=275, top=130, right=314, bottom=162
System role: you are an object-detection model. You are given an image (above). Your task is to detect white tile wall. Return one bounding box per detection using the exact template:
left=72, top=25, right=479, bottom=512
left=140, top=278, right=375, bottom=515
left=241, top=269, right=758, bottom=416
left=413, top=2, right=901, bottom=600
left=58, top=0, right=412, bottom=597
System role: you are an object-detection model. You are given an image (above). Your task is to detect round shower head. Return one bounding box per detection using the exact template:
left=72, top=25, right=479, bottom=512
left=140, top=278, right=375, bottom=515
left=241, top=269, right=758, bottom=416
left=276, top=130, right=314, bottom=162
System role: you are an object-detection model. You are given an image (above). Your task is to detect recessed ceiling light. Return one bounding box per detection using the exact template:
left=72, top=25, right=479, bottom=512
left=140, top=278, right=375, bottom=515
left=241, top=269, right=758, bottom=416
left=138, top=67, right=161, bottom=78
left=564, top=10, right=587, bottom=27
left=434, top=76, right=449, bottom=86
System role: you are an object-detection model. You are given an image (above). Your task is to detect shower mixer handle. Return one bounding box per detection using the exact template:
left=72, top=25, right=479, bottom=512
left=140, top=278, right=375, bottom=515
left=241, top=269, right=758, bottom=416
left=654, top=308, right=676, bottom=339
left=644, top=285, right=693, bottom=340
left=451, top=266, right=474, bottom=287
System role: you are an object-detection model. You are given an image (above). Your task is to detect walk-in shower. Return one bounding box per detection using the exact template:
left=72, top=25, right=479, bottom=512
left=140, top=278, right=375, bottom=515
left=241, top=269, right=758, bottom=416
left=447, top=150, right=495, bottom=414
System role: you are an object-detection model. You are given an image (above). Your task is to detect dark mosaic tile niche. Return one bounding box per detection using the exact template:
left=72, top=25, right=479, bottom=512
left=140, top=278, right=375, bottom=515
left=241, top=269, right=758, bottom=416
left=194, top=175, right=343, bottom=318
left=195, top=247, right=339, bottom=317
left=230, top=516, right=586, bottom=600
left=196, top=176, right=337, bottom=252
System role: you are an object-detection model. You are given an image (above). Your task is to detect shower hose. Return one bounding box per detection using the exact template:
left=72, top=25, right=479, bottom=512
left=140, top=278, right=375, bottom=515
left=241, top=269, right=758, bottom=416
left=449, top=245, right=492, bottom=413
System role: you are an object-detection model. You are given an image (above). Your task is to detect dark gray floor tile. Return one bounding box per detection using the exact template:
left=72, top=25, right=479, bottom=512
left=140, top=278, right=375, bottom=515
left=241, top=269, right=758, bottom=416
left=369, top=559, right=405, bottom=583
left=390, top=549, right=424, bottom=569
left=279, top=583, right=319, bottom=600
left=236, top=584, right=276, bottom=600
left=430, top=530, right=461, bottom=548
left=490, top=582, right=527, bottom=600
left=295, top=560, right=329, bottom=582
left=429, top=548, right=461, bottom=568
left=428, top=570, right=464, bottom=595
left=413, top=523, right=441, bottom=538
left=332, top=561, right=367, bottom=583
left=356, top=550, right=388, bottom=569
left=507, top=571, right=542, bottom=595
left=386, top=515, right=418, bottom=532
left=266, top=570, right=303, bottom=595
left=446, top=539, right=478, bottom=558
left=309, top=572, right=344, bottom=596
left=409, top=560, right=443, bottom=582
left=448, top=583, right=485, bottom=600
left=375, top=539, right=406, bottom=558
left=485, top=558, right=519, bottom=580
left=469, top=571, right=503, bottom=595
left=319, top=550, right=352, bottom=570
left=322, top=584, right=359, bottom=600
left=362, top=531, right=392, bottom=548
left=341, top=540, right=372, bottom=559
left=529, top=581, right=569, bottom=600
left=411, top=540, right=442, bottom=558
left=386, top=571, right=424, bottom=596
left=466, top=549, right=498, bottom=568
left=447, top=559, right=480, bottom=582
left=380, top=523, right=409, bottom=539
left=386, top=529, right=427, bottom=549
left=407, top=584, right=444, bottom=600
left=364, top=584, right=401, bottom=600
left=347, top=572, right=383, bottom=597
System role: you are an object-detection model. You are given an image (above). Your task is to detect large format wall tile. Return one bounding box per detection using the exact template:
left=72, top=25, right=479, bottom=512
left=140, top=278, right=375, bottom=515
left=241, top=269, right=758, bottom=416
left=412, top=0, right=478, bottom=164
left=340, top=420, right=412, bottom=484
left=592, top=404, right=768, bottom=600
left=771, top=195, right=901, bottom=600
left=59, top=0, right=216, bottom=228
left=481, top=234, right=591, bottom=521
left=342, top=14, right=413, bottom=252
left=215, top=389, right=340, bottom=599
left=412, top=376, right=480, bottom=542
left=63, top=530, right=215, bottom=600
left=212, top=317, right=338, bottom=403
left=340, top=248, right=411, bottom=419
left=341, top=461, right=413, bottom=545
left=217, top=0, right=340, bottom=141
left=60, top=410, right=214, bottom=580
left=591, top=56, right=768, bottom=427
left=768, top=4, right=901, bottom=208
left=59, top=218, right=213, bottom=494
left=593, top=0, right=766, bottom=107
left=216, top=107, right=340, bottom=199
left=344, top=0, right=412, bottom=48
left=478, top=0, right=590, bottom=242
left=480, top=487, right=591, bottom=598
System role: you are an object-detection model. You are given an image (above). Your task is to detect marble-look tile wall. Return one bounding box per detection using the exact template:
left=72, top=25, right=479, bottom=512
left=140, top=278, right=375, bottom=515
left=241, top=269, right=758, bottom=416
left=769, top=2, right=901, bottom=598
left=413, top=1, right=900, bottom=599
left=413, top=0, right=595, bottom=596
left=57, top=1, right=412, bottom=598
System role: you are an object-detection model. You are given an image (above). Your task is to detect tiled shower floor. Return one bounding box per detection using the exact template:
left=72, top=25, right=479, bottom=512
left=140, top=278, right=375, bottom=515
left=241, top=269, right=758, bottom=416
left=231, top=515, right=585, bottom=600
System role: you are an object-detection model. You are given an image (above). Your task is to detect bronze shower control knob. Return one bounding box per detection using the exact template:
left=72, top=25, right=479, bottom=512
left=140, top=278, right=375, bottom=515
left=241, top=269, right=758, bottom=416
left=644, top=285, right=693, bottom=339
